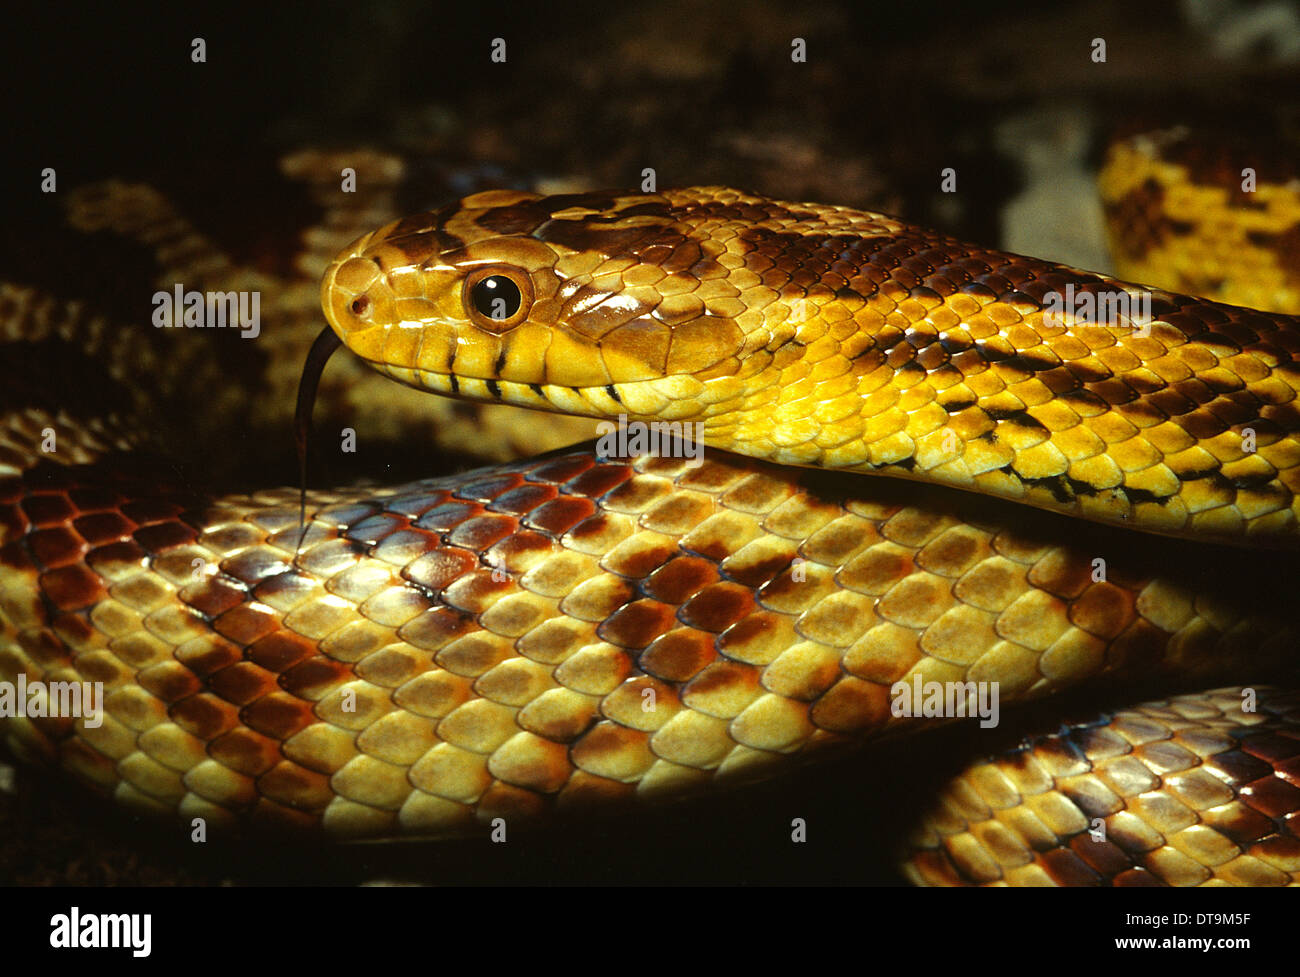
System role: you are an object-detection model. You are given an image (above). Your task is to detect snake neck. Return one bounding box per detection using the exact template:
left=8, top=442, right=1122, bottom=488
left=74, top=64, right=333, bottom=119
left=630, top=296, right=1300, bottom=547
left=320, top=185, right=1300, bottom=546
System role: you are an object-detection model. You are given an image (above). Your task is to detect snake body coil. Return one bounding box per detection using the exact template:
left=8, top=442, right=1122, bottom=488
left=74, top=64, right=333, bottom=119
left=3, top=174, right=1299, bottom=885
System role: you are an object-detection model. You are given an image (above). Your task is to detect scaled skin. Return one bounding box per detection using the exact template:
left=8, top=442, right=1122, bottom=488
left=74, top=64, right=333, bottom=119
left=1, top=164, right=1298, bottom=885
left=322, top=186, right=1300, bottom=546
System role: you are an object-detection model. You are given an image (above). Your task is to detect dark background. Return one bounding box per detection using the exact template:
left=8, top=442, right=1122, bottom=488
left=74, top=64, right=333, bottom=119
left=8, top=0, right=1297, bottom=247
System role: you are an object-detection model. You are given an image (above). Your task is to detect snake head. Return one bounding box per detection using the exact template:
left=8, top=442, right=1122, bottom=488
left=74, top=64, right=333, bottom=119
left=320, top=187, right=848, bottom=421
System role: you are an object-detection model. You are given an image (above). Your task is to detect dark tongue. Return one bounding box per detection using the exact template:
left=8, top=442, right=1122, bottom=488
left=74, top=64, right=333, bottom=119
left=294, top=325, right=343, bottom=561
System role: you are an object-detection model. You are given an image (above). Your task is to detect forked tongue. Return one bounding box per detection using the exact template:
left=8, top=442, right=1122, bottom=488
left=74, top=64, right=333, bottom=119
left=294, top=326, right=344, bottom=562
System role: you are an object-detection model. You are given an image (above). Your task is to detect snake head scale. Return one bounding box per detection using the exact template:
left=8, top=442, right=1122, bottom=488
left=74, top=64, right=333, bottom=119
left=319, top=186, right=901, bottom=426
left=321, top=183, right=1300, bottom=546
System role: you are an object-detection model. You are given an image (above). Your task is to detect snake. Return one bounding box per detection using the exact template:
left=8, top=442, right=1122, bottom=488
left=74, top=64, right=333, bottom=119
left=3, top=139, right=1299, bottom=886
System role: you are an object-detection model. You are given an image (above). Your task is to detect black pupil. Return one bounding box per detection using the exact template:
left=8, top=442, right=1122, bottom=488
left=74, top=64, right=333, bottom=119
left=471, top=275, right=522, bottom=321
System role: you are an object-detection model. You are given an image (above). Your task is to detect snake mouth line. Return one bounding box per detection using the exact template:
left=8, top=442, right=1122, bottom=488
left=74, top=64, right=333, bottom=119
left=365, top=356, right=632, bottom=419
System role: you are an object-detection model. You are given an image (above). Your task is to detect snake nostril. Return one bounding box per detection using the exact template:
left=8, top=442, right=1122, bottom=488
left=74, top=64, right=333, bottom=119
left=350, top=295, right=370, bottom=317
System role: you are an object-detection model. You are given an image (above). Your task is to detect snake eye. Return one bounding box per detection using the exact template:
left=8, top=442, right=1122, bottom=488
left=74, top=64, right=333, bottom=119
left=472, top=276, right=519, bottom=318
left=464, top=267, right=532, bottom=331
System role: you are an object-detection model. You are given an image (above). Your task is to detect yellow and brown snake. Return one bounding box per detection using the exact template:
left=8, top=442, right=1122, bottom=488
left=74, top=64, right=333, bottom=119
left=2, top=138, right=1299, bottom=885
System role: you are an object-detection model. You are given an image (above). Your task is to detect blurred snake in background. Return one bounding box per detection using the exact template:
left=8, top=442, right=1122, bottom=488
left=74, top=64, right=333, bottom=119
left=2, top=128, right=1299, bottom=885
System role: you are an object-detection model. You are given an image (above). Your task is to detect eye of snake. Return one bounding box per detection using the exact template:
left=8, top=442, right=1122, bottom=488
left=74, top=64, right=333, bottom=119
left=464, top=267, right=531, bottom=331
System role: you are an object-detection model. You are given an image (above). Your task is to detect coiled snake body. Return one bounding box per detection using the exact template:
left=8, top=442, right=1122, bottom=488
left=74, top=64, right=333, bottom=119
left=4, top=160, right=1300, bottom=885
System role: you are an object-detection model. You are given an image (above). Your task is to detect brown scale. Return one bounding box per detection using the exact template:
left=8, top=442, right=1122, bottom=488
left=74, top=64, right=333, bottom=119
left=323, top=186, right=1300, bottom=547
left=2, top=443, right=1298, bottom=853
left=1103, top=177, right=1195, bottom=265
left=1100, top=128, right=1300, bottom=315
left=903, top=687, right=1300, bottom=886
left=5, top=161, right=1300, bottom=884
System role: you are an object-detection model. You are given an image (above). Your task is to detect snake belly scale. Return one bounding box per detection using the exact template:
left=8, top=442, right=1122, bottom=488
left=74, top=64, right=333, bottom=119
left=3, top=177, right=1300, bottom=885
